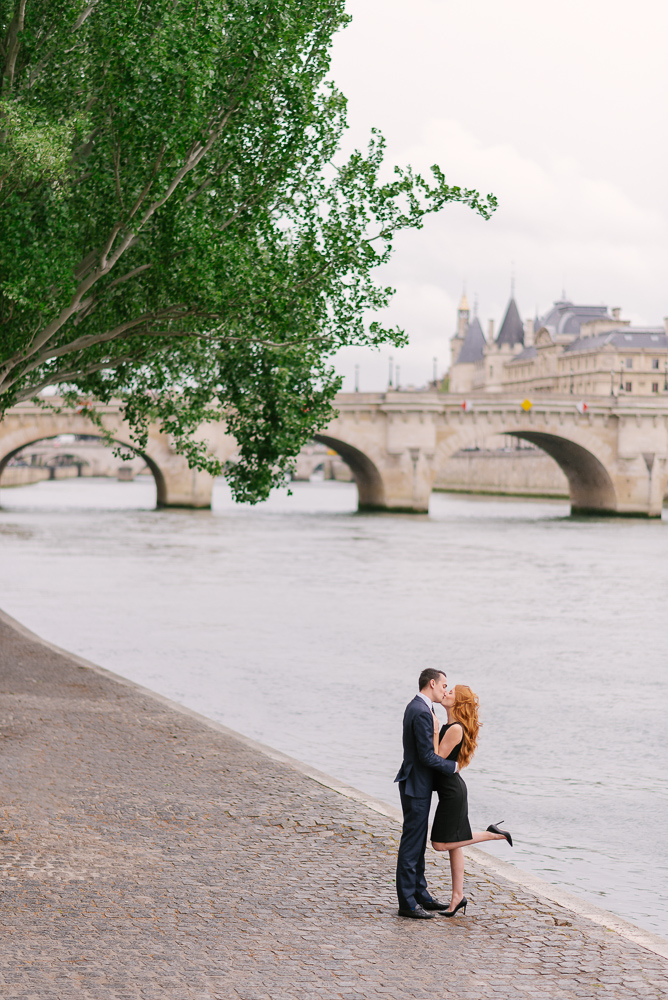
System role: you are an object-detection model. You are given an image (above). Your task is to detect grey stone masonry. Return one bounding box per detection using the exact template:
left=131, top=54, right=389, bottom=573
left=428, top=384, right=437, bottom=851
left=1, top=612, right=667, bottom=1000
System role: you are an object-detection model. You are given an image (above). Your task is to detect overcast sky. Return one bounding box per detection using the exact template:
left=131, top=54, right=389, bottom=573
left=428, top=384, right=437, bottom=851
left=330, top=0, right=668, bottom=390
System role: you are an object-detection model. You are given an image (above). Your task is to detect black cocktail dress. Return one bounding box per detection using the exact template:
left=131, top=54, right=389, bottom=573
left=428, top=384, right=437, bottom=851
left=430, top=722, right=472, bottom=843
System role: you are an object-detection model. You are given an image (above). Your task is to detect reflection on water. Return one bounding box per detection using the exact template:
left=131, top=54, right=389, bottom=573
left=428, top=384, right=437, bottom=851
left=0, top=476, right=666, bottom=937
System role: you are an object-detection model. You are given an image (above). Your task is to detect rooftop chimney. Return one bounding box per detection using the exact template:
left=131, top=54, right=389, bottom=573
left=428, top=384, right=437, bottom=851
left=612, top=307, right=621, bottom=321
left=664, top=317, right=668, bottom=335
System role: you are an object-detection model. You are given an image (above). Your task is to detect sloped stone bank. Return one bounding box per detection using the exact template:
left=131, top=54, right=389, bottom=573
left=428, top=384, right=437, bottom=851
left=1, top=611, right=666, bottom=1000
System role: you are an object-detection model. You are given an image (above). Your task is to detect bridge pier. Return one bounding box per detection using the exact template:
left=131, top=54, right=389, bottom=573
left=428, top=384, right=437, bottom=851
left=316, top=392, right=442, bottom=513
left=140, top=430, right=216, bottom=508
left=608, top=455, right=667, bottom=518
left=148, top=454, right=215, bottom=509
left=367, top=449, right=435, bottom=513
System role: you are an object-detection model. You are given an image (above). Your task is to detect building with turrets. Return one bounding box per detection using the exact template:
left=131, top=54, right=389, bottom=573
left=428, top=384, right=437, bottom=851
left=447, top=294, right=668, bottom=397
left=439, top=293, right=668, bottom=498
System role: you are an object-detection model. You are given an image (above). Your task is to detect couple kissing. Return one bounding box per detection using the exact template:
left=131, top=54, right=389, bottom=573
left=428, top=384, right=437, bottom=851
left=394, top=668, right=512, bottom=919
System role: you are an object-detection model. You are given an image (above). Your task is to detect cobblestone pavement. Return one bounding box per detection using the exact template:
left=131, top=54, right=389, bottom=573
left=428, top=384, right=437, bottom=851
left=1, top=616, right=667, bottom=1000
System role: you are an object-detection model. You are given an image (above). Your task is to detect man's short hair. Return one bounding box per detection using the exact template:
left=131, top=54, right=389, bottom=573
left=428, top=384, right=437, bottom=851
left=419, top=668, right=446, bottom=691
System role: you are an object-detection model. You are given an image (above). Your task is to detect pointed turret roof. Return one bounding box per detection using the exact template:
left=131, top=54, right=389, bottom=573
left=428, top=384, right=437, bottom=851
left=496, top=298, right=524, bottom=347
left=454, top=317, right=486, bottom=364
left=458, top=291, right=470, bottom=312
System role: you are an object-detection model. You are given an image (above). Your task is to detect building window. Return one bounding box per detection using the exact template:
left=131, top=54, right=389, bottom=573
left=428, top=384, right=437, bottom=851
left=652, top=359, right=660, bottom=369
left=625, top=357, right=633, bottom=369
left=652, top=382, right=659, bottom=393
left=625, top=381, right=632, bottom=392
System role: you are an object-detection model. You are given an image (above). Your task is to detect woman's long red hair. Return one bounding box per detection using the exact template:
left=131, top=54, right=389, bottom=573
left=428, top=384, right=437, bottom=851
left=451, top=685, right=480, bottom=769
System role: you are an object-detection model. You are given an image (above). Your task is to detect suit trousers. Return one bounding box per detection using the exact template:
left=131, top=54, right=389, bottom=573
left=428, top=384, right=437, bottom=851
left=396, top=784, right=433, bottom=910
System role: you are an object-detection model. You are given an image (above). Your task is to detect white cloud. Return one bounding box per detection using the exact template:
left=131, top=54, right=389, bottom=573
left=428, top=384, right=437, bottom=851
left=331, top=2, right=668, bottom=391
left=412, top=121, right=658, bottom=242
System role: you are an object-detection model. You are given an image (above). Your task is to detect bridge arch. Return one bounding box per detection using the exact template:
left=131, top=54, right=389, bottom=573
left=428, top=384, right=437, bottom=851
left=0, top=432, right=168, bottom=504
left=505, top=431, right=617, bottom=514
left=313, top=434, right=386, bottom=510
left=0, top=402, right=238, bottom=508
left=437, top=417, right=621, bottom=515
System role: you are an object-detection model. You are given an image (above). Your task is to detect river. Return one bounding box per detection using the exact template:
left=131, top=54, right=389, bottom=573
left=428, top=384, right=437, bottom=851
left=0, top=476, right=666, bottom=937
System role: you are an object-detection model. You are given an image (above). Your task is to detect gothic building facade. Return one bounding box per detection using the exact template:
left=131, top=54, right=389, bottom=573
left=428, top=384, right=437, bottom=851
left=448, top=294, right=668, bottom=397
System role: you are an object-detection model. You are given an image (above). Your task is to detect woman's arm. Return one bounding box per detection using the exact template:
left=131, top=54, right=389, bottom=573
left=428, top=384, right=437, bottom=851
left=413, top=712, right=457, bottom=774
left=432, top=712, right=440, bottom=753
left=438, top=723, right=463, bottom=760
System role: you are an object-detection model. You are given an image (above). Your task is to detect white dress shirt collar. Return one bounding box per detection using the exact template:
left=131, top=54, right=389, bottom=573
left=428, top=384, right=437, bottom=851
left=418, top=692, right=434, bottom=711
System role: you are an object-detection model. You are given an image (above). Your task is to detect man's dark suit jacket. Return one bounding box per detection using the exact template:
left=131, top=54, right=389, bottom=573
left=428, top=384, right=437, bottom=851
left=394, top=694, right=457, bottom=797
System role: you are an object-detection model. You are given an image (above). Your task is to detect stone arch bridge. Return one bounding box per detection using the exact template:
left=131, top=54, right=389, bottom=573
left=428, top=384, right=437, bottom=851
left=0, top=401, right=234, bottom=509
left=2, top=392, right=667, bottom=516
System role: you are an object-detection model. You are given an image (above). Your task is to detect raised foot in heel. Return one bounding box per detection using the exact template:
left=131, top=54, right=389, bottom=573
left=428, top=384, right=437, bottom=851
left=486, top=820, right=513, bottom=847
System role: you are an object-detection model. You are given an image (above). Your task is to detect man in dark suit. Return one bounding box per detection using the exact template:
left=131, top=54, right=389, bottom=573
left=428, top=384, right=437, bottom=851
left=394, top=667, right=457, bottom=918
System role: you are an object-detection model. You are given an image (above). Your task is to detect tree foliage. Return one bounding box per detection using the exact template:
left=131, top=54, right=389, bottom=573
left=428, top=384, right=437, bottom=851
left=0, top=0, right=496, bottom=501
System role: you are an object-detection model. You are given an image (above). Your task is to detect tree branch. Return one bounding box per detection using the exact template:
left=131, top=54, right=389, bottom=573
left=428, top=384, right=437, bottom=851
left=184, top=156, right=233, bottom=204
left=13, top=352, right=154, bottom=401
left=2, top=0, right=27, bottom=94
left=127, top=142, right=166, bottom=220
left=106, top=262, right=153, bottom=289
left=73, top=3, right=98, bottom=31
left=19, top=306, right=197, bottom=372
left=113, top=141, right=125, bottom=210
left=1, top=71, right=257, bottom=379
left=7, top=318, right=334, bottom=398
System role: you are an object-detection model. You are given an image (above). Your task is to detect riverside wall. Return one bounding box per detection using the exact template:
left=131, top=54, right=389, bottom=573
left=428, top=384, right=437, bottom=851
left=434, top=448, right=570, bottom=498
left=0, top=608, right=667, bottom=999
left=0, top=466, right=53, bottom=488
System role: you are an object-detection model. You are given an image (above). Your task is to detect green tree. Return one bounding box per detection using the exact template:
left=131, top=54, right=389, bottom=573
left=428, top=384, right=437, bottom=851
left=0, top=0, right=496, bottom=501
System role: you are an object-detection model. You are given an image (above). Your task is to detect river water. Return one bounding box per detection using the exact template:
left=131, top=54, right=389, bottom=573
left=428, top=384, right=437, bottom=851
left=0, top=476, right=666, bottom=938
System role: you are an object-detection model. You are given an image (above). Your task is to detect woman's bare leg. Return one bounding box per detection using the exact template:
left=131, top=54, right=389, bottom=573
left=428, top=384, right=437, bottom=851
left=448, top=847, right=465, bottom=909
left=435, top=831, right=508, bottom=910
left=431, top=830, right=507, bottom=852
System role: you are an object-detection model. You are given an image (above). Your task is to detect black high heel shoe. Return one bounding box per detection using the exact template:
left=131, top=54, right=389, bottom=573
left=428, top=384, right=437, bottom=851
left=442, top=896, right=468, bottom=917
left=486, top=820, right=513, bottom=847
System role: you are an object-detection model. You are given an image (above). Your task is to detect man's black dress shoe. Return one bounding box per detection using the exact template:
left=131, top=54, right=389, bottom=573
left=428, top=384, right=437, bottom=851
left=420, top=898, right=449, bottom=911
left=397, top=903, right=435, bottom=919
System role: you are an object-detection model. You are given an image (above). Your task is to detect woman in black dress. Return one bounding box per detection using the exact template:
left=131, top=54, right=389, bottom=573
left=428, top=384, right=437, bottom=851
left=430, top=684, right=512, bottom=916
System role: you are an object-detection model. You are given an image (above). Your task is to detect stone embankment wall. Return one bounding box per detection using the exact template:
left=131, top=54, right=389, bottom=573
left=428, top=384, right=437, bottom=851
left=1, top=462, right=152, bottom=487
left=1, top=441, right=151, bottom=487
left=435, top=448, right=570, bottom=498
left=1, top=466, right=53, bottom=488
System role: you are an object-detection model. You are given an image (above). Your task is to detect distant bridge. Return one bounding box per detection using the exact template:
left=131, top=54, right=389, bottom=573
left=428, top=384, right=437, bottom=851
left=2, top=392, right=668, bottom=516
left=0, top=400, right=231, bottom=509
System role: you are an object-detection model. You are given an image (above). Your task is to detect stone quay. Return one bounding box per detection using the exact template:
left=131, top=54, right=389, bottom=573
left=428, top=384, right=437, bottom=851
left=1, top=609, right=667, bottom=999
